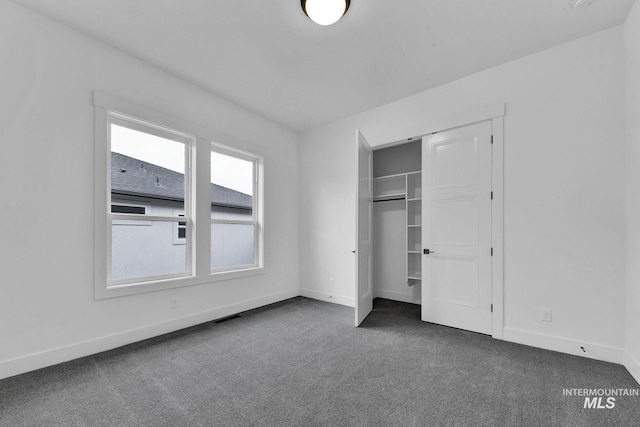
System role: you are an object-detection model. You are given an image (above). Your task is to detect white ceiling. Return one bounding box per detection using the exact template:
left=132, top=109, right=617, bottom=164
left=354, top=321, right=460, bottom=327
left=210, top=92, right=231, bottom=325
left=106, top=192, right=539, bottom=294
left=11, top=0, right=635, bottom=131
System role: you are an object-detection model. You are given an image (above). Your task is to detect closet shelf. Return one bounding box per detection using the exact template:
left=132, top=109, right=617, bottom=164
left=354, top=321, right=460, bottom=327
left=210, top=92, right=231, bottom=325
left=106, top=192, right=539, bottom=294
left=407, top=224, right=421, bottom=228
left=373, top=174, right=406, bottom=201
left=407, top=198, right=422, bottom=202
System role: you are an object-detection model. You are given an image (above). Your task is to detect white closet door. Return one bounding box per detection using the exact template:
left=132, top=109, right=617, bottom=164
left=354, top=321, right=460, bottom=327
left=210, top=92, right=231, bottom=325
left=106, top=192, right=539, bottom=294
left=355, top=130, right=373, bottom=326
left=421, top=121, right=492, bottom=334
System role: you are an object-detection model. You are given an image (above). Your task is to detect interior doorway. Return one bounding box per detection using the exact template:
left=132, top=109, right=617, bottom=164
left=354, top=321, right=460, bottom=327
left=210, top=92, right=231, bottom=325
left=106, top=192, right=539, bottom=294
left=355, top=118, right=503, bottom=337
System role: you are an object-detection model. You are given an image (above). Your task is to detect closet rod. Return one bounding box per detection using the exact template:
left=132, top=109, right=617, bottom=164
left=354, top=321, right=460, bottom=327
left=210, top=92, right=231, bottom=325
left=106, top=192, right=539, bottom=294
left=373, top=197, right=405, bottom=203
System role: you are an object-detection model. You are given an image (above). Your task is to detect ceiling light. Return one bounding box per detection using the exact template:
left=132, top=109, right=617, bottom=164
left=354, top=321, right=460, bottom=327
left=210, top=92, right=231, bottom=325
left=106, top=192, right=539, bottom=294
left=301, top=0, right=350, bottom=26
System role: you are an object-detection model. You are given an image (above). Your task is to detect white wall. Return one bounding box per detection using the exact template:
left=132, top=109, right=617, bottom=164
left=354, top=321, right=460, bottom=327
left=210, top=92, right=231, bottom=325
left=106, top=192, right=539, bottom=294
left=300, top=27, right=626, bottom=362
left=624, top=0, right=640, bottom=382
left=0, top=0, right=299, bottom=379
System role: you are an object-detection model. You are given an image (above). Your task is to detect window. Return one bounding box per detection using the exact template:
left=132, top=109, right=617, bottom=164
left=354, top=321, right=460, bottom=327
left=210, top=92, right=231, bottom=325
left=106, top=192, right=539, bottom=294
left=111, top=202, right=151, bottom=226
left=111, top=204, right=146, bottom=215
left=94, top=92, right=264, bottom=299
left=210, top=146, right=260, bottom=271
left=173, top=211, right=187, bottom=245
left=108, top=114, right=192, bottom=284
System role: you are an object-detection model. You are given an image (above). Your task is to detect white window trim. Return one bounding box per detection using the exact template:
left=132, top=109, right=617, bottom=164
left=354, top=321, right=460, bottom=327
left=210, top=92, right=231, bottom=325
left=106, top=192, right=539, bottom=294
left=94, top=92, right=266, bottom=300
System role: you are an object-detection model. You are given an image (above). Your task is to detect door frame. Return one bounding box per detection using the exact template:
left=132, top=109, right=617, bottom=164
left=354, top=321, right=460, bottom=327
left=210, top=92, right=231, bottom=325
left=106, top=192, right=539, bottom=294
left=490, top=115, right=504, bottom=340
left=364, top=103, right=504, bottom=339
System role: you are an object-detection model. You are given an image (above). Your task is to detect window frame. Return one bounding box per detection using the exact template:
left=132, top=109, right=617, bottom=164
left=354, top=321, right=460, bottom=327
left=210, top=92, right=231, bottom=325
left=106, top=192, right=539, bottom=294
left=94, top=92, right=266, bottom=300
left=107, top=112, right=194, bottom=287
left=210, top=143, right=263, bottom=274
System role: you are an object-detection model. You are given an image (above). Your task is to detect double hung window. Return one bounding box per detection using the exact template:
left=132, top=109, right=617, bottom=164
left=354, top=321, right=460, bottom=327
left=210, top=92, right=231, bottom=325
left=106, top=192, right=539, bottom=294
left=210, top=147, right=259, bottom=271
left=94, top=93, right=264, bottom=299
left=108, top=114, right=193, bottom=284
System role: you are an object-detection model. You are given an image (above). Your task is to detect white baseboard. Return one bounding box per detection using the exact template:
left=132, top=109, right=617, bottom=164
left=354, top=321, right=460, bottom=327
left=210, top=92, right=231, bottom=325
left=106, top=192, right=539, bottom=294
left=373, top=289, right=421, bottom=305
left=502, top=327, right=624, bottom=364
left=299, top=288, right=354, bottom=307
left=0, top=289, right=299, bottom=381
left=624, top=350, right=640, bottom=385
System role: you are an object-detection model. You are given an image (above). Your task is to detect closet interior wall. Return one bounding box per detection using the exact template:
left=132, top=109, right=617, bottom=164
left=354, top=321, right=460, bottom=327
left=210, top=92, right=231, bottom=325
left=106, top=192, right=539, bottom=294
left=372, top=140, right=422, bottom=305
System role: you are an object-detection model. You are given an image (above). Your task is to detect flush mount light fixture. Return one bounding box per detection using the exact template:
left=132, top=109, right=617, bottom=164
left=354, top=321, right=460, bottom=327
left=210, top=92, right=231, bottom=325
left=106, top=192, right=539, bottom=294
left=301, top=0, right=350, bottom=26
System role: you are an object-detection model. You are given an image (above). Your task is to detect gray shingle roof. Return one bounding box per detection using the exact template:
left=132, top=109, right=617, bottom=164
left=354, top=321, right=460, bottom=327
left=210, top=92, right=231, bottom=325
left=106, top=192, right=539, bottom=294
left=111, top=152, right=252, bottom=210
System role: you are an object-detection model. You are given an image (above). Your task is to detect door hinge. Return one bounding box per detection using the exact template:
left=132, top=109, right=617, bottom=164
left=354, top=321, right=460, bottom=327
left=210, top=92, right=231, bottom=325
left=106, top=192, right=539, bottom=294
left=491, top=135, right=494, bottom=144
left=491, top=248, right=494, bottom=256
left=491, top=191, right=493, bottom=200
left=491, top=304, right=493, bottom=313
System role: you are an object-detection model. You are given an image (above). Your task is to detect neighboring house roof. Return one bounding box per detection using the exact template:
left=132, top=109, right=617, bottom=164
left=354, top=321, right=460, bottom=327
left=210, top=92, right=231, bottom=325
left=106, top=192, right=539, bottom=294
left=111, top=152, right=252, bottom=210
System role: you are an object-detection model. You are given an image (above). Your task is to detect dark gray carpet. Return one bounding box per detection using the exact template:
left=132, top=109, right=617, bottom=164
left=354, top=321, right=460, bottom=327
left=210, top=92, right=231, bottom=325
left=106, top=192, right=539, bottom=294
left=1, top=297, right=638, bottom=426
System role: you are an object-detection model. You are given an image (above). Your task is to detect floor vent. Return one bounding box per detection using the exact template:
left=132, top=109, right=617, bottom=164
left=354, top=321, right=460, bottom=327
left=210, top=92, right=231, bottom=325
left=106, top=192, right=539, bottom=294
left=215, top=314, right=241, bottom=324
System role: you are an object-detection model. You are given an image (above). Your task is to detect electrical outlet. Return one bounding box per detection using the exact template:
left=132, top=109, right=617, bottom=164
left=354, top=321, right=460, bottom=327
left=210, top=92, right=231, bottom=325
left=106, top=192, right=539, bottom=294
left=170, top=298, right=178, bottom=309
left=541, top=308, right=552, bottom=322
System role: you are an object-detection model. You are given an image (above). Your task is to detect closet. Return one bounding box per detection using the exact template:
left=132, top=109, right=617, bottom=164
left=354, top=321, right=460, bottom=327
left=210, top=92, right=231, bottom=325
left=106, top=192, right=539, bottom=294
left=359, top=120, right=497, bottom=335
left=371, top=140, right=422, bottom=305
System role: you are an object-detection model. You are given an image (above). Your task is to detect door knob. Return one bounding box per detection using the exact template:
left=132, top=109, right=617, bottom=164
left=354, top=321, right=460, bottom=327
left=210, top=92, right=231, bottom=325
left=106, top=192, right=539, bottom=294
left=423, top=249, right=435, bottom=254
